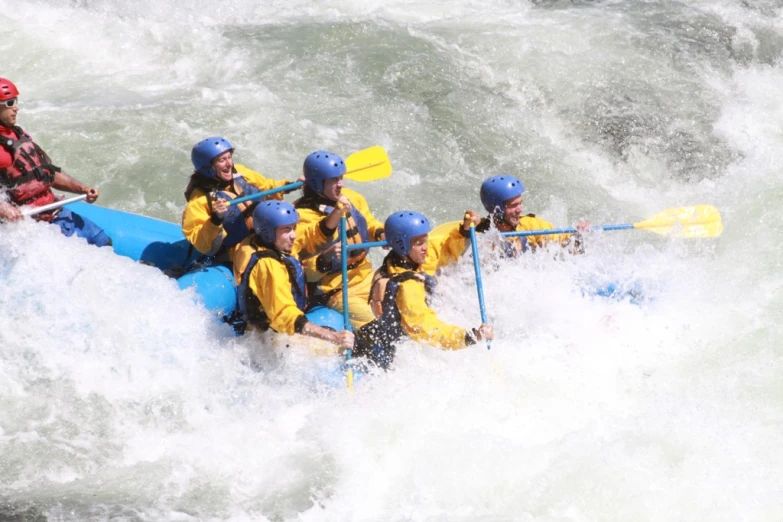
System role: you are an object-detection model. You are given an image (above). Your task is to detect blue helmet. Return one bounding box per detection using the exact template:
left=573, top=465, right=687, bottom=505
left=192, top=136, right=234, bottom=179
left=303, top=150, right=346, bottom=193
left=385, top=211, right=431, bottom=256
left=253, top=200, right=300, bottom=245
left=480, top=175, right=525, bottom=215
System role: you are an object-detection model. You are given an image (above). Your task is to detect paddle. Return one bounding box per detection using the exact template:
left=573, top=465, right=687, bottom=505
left=431, top=205, right=722, bottom=242
left=228, top=146, right=392, bottom=207
left=22, top=194, right=88, bottom=217
left=228, top=181, right=303, bottom=206
left=344, top=145, right=392, bottom=180
left=502, top=205, right=723, bottom=239
left=340, top=215, right=355, bottom=392
left=468, top=222, right=491, bottom=350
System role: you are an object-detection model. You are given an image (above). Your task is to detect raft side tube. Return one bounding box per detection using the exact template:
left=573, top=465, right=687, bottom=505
left=67, top=201, right=195, bottom=271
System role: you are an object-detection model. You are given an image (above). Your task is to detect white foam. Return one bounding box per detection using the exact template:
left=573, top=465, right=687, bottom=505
left=2, top=0, right=783, bottom=519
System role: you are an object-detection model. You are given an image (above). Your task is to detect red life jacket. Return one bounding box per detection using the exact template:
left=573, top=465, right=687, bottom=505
left=0, top=126, right=58, bottom=211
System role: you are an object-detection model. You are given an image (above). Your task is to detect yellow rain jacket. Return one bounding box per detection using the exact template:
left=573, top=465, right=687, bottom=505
left=230, top=219, right=339, bottom=288
left=396, top=225, right=471, bottom=348
left=181, top=165, right=290, bottom=260
left=514, top=213, right=572, bottom=250
left=233, top=237, right=307, bottom=335
left=294, top=187, right=384, bottom=327
left=476, top=214, right=576, bottom=255
left=359, top=224, right=472, bottom=355
left=418, top=223, right=470, bottom=276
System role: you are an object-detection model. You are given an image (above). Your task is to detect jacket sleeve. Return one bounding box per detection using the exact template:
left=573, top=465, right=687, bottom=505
left=294, top=208, right=335, bottom=261
left=519, top=215, right=572, bottom=250
left=396, top=279, right=469, bottom=350
left=181, top=191, right=225, bottom=255
left=290, top=231, right=334, bottom=284
left=293, top=207, right=338, bottom=283
left=235, top=164, right=291, bottom=200
left=249, top=257, right=307, bottom=335
left=420, top=225, right=468, bottom=275
left=348, top=189, right=384, bottom=239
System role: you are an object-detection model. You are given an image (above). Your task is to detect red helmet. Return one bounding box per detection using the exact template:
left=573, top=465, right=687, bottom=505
left=0, top=78, right=19, bottom=101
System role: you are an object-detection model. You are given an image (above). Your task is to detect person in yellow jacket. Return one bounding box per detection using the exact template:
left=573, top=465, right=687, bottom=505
left=354, top=210, right=493, bottom=368
left=293, top=150, right=385, bottom=329
left=233, top=200, right=354, bottom=349
left=477, top=175, right=585, bottom=256
left=181, top=136, right=300, bottom=263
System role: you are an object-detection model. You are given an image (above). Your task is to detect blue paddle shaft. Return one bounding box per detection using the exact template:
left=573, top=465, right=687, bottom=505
left=339, top=216, right=354, bottom=369
left=469, top=226, right=491, bottom=350
left=469, top=227, right=488, bottom=323
left=340, top=216, right=353, bottom=333
left=347, top=240, right=387, bottom=250
left=501, top=223, right=633, bottom=238
left=228, top=181, right=304, bottom=206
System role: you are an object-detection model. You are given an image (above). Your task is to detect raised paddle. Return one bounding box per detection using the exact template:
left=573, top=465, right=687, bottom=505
left=502, top=205, right=723, bottom=239
left=22, top=194, right=88, bottom=217
left=340, top=215, right=355, bottom=392
left=343, top=145, right=392, bottom=180
left=228, top=146, right=392, bottom=207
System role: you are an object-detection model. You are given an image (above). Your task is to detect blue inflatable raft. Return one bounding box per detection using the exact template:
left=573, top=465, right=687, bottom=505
left=66, top=201, right=360, bottom=387
left=66, top=201, right=345, bottom=328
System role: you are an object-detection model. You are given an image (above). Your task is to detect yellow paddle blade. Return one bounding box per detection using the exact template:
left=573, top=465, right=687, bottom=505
left=428, top=220, right=461, bottom=242
left=344, top=145, right=392, bottom=182
left=346, top=367, right=354, bottom=393
left=634, top=205, right=723, bottom=238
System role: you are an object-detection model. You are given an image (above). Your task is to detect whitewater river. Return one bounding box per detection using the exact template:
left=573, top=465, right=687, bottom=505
left=2, top=0, right=782, bottom=520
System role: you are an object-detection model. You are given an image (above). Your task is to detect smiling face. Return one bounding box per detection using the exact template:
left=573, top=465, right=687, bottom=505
left=0, top=99, right=19, bottom=128
left=321, top=176, right=344, bottom=202
left=211, top=150, right=234, bottom=182
left=502, top=195, right=524, bottom=227
left=408, top=233, right=429, bottom=265
left=274, top=224, right=297, bottom=253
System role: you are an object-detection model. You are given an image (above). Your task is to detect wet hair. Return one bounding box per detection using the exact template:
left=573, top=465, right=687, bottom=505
left=184, top=171, right=219, bottom=201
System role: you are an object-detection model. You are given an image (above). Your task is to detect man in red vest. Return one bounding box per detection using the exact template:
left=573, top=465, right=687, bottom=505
left=0, top=78, right=110, bottom=246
